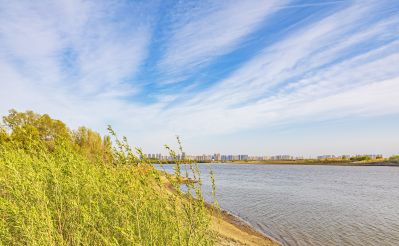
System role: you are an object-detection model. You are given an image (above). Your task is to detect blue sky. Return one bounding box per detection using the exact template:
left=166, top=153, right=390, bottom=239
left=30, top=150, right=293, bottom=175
left=1, top=0, right=399, bottom=156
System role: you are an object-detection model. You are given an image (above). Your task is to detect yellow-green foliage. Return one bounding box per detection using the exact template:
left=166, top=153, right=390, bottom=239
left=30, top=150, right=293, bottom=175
left=389, top=155, right=399, bottom=163
left=0, top=110, right=215, bottom=245
left=0, top=128, right=8, bottom=143
left=73, top=126, right=113, bottom=164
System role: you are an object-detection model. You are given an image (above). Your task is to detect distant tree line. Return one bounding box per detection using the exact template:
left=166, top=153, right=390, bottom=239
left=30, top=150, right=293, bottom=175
left=0, top=109, right=112, bottom=163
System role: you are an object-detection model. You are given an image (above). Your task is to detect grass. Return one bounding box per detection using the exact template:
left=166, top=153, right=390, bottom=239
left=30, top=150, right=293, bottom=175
left=0, top=110, right=216, bottom=245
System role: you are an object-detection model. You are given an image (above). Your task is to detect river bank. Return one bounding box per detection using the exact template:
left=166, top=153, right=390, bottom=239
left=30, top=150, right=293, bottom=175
left=155, top=159, right=399, bottom=167
left=207, top=160, right=399, bottom=167
left=160, top=173, right=279, bottom=245
left=212, top=208, right=280, bottom=246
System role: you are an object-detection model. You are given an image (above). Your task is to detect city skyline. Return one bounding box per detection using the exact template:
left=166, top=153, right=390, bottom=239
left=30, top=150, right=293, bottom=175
left=1, top=0, right=399, bottom=156
left=144, top=152, right=385, bottom=161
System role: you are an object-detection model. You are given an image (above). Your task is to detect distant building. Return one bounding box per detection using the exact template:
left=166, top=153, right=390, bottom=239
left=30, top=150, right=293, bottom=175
left=213, top=153, right=221, bottom=161
left=317, top=155, right=336, bottom=160
left=271, top=155, right=294, bottom=160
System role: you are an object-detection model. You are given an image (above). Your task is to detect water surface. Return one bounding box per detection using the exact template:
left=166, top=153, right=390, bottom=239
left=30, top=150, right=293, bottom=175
left=160, top=164, right=399, bottom=246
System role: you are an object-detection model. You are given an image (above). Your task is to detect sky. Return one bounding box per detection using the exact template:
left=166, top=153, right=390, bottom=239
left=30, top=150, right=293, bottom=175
left=0, top=0, right=399, bottom=157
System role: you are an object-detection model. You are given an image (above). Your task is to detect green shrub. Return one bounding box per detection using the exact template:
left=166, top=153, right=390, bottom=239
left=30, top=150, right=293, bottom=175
left=389, top=155, right=399, bottom=164
left=0, top=110, right=215, bottom=245
left=350, top=156, right=372, bottom=161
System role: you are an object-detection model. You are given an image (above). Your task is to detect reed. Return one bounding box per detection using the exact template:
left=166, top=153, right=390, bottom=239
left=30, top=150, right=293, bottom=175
left=0, top=110, right=216, bottom=245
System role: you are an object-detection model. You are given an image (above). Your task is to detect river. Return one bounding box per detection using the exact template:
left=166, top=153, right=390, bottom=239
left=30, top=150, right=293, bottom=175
left=158, top=163, right=399, bottom=246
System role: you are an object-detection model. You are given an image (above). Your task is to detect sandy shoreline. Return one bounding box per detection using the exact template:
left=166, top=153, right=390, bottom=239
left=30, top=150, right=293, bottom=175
left=211, top=206, right=280, bottom=246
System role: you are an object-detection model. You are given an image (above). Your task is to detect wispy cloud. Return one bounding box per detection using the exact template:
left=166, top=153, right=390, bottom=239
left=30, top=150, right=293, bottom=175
left=0, top=0, right=398, bottom=155
left=157, top=0, right=283, bottom=82
left=0, top=0, right=153, bottom=95
left=158, top=0, right=399, bottom=135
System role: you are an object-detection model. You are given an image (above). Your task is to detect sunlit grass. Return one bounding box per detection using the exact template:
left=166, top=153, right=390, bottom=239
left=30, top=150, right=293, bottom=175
left=0, top=110, right=216, bottom=245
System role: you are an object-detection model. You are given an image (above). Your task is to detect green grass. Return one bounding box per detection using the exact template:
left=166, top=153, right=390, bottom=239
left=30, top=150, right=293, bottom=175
left=0, top=110, right=216, bottom=245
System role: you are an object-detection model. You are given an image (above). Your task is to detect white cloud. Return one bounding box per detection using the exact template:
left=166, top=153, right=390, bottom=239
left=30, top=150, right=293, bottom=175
left=187, top=0, right=387, bottom=106
left=157, top=0, right=284, bottom=81
left=0, top=0, right=398, bottom=155
left=0, top=0, right=152, bottom=94
left=156, top=1, right=399, bottom=137
left=0, top=0, right=159, bottom=151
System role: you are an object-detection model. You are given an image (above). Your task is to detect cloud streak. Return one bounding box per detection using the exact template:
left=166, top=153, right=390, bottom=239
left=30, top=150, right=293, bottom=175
left=157, top=0, right=284, bottom=82
left=0, top=0, right=398, bottom=155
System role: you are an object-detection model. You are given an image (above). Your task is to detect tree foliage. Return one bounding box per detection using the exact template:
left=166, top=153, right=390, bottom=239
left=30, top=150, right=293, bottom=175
left=73, top=126, right=112, bottom=163
left=350, top=156, right=372, bottom=161
left=0, top=127, right=8, bottom=143
left=1, top=109, right=112, bottom=161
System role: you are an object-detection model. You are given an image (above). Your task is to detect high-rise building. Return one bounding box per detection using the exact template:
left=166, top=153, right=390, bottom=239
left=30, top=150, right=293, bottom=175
left=213, top=153, right=221, bottom=161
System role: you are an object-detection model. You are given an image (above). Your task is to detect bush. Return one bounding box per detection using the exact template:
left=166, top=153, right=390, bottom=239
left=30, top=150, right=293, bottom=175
left=0, top=110, right=215, bottom=245
left=389, top=155, right=399, bottom=163
left=350, top=156, right=371, bottom=161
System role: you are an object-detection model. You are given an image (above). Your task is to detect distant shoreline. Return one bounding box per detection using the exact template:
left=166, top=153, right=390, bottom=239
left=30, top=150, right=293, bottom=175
left=213, top=160, right=399, bottom=167
left=156, top=160, right=399, bottom=167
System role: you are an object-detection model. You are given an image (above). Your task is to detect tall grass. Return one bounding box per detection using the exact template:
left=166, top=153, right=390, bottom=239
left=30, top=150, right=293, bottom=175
left=0, top=111, right=216, bottom=245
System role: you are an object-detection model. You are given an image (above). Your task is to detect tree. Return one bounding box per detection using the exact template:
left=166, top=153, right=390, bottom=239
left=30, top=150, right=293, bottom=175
left=2, top=109, right=71, bottom=148
left=0, top=126, right=9, bottom=143
left=10, top=124, right=41, bottom=148
left=73, top=126, right=113, bottom=163
left=3, top=109, right=43, bottom=129
left=2, top=109, right=113, bottom=162
left=350, top=156, right=371, bottom=161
